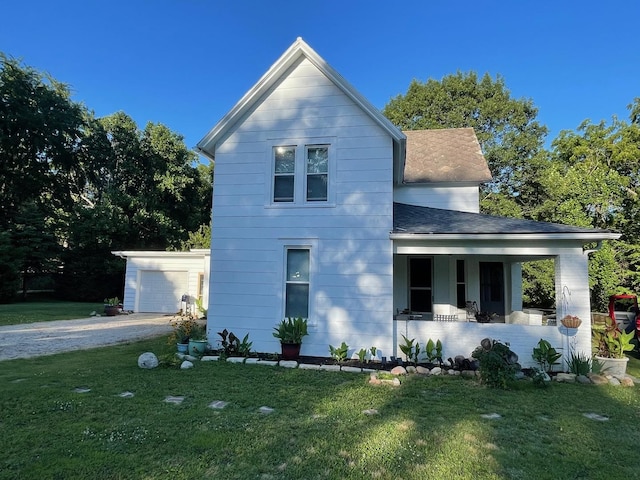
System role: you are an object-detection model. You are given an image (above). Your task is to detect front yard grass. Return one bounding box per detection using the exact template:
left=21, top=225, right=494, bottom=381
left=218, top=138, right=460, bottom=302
left=0, top=300, right=104, bottom=326
left=1, top=337, right=639, bottom=479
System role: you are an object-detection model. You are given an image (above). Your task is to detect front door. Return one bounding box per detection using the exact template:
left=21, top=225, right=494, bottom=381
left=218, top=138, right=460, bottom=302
left=479, top=262, right=505, bottom=316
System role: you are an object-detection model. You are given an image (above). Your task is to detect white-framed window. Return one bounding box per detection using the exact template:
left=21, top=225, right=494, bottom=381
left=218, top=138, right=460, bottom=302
left=285, top=248, right=310, bottom=318
left=305, top=145, right=328, bottom=201
left=270, top=141, right=332, bottom=205
left=408, top=256, right=432, bottom=313
left=273, top=146, right=296, bottom=203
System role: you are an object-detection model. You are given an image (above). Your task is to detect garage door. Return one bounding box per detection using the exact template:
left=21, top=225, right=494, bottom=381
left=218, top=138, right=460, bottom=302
left=139, top=271, right=189, bottom=313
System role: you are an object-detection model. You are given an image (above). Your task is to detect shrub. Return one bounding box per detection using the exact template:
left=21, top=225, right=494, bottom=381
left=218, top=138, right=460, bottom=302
left=472, top=338, right=520, bottom=389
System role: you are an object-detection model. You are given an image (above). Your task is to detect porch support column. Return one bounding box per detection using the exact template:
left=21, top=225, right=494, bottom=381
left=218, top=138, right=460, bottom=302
left=555, top=252, right=591, bottom=359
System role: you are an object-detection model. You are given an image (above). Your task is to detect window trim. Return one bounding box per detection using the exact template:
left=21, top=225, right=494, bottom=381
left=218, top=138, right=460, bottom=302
left=267, top=138, right=335, bottom=207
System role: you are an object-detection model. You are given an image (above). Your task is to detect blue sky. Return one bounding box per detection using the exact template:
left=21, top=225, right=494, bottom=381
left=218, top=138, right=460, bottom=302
left=2, top=1, right=638, bottom=160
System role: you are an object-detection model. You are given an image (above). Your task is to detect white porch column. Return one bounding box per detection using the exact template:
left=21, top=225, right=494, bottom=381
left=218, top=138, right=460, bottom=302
left=509, top=262, right=523, bottom=313
left=555, top=252, right=591, bottom=359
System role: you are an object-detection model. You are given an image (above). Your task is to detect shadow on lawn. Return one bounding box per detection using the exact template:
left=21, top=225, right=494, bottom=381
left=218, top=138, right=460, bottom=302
left=2, top=339, right=639, bottom=479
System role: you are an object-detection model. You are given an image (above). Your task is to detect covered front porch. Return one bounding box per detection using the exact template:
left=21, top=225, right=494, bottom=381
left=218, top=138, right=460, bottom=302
left=390, top=203, right=620, bottom=368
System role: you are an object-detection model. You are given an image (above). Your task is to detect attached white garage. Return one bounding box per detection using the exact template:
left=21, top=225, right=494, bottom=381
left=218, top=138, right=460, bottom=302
left=112, top=249, right=210, bottom=314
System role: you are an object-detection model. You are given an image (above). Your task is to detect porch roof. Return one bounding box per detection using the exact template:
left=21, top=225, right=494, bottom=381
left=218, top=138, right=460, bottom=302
left=392, top=203, right=620, bottom=241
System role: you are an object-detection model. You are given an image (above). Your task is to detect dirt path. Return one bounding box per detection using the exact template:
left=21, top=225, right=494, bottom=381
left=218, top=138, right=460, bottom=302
left=0, top=314, right=174, bottom=361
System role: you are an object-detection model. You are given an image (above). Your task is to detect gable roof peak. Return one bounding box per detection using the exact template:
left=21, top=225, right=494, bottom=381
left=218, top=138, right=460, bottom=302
left=197, top=38, right=404, bottom=159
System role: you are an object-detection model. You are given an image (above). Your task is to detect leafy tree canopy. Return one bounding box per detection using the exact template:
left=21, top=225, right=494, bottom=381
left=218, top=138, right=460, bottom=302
left=383, top=71, right=548, bottom=193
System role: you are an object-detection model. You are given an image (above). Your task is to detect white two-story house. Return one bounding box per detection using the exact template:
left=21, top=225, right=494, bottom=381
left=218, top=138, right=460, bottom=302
left=196, top=38, right=618, bottom=366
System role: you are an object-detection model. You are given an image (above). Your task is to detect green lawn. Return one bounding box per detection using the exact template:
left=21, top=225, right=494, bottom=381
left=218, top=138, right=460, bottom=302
left=1, top=337, right=639, bottom=480
left=0, top=300, right=104, bottom=326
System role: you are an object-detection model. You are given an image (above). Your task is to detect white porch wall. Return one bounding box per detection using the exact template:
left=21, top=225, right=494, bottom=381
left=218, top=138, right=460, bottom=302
left=394, top=320, right=568, bottom=369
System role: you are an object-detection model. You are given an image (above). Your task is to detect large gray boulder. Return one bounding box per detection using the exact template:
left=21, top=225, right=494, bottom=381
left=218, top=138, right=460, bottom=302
left=137, top=352, right=159, bottom=369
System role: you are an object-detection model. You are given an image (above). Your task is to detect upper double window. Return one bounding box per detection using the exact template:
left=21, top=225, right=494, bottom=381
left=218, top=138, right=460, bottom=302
left=272, top=144, right=329, bottom=204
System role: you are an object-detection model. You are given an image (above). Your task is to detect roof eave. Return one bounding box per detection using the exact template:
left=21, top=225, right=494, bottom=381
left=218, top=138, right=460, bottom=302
left=389, top=232, right=622, bottom=241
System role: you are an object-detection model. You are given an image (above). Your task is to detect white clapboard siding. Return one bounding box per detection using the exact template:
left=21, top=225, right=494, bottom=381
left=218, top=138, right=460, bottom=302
left=394, top=185, right=480, bottom=212
left=207, top=57, right=394, bottom=356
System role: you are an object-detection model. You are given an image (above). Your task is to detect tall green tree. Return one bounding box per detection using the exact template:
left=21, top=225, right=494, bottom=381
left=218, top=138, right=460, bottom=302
left=0, top=55, right=86, bottom=301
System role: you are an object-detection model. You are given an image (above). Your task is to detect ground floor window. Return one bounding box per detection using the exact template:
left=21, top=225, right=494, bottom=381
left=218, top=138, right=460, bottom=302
left=409, top=256, right=432, bottom=313
left=285, top=248, right=310, bottom=318
left=197, top=273, right=205, bottom=302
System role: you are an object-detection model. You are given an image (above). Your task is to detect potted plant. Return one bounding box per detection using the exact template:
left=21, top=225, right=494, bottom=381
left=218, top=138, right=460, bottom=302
left=592, top=316, right=634, bottom=376
left=169, top=314, right=201, bottom=353
left=273, top=317, right=308, bottom=360
left=187, top=321, right=208, bottom=357
left=104, top=297, right=121, bottom=316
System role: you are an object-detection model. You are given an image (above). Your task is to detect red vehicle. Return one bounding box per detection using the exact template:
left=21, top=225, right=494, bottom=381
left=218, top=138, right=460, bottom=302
left=608, top=294, right=640, bottom=339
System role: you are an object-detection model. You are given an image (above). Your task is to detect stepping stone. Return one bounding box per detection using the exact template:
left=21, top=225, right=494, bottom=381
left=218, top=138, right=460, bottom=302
left=118, top=391, right=135, bottom=398
left=481, top=413, right=502, bottom=420
left=363, top=409, right=379, bottom=415
left=164, top=395, right=185, bottom=405
left=259, top=406, right=274, bottom=414
left=583, top=412, right=609, bottom=421
left=11, top=378, right=27, bottom=383
left=208, top=400, right=228, bottom=409
left=74, top=387, right=91, bottom=393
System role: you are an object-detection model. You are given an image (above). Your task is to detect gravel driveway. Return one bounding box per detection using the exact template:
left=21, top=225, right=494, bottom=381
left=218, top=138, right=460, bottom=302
left=0, top=314, right=174, bottom=361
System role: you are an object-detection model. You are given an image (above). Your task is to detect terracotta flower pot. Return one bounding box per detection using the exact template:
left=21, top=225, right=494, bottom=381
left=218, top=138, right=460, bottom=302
left=281, top=343, right=301, bottom=360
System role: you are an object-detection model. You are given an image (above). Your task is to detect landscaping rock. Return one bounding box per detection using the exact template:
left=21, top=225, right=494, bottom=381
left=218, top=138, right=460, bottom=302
left=208, top=400, right=228, bottom=409
left=619, top=376, right=635, bottom=387
left=118, top=391, right=135, bottom=398
left=406, top=366, right=417, bottom=374
left=320, top=364, right=340, bottom=372
left=555, top=373, right=576, bottom=383
left=279, top=360, right=298, bottom=369
left=430, top=367, right=442, bottom=376
left=137, top=352, right=159, bottom=369
left=256, top=360, right=278, bottom=366
left=180, top=360, right=194, bottom=369
left=201, top=355, right=219, bottom=362
left=390, top=366, right=407, bottom=375
left=259, top=406, right=274, bottom=414
left=342, top=366, right=362, bottom=373
left=184, top=354, right=199, bottom=362
left=608, top=377, right=621, bottom=386
left=299, top=363, right=321, bottom=370
left=461, top=370, right=476, bottom=379
left=576, top=375, right=591, bottom=384
left=244, top=358, right=259, bottom=364
left=363, top=409, right=379, bottom=415
left=226, top=357, right=245, bottom=364
left=416, top=366, right=430, bottom=375
left=369, top=373, right=382, bottom=385
left=588, top=374, right=608, bottom=385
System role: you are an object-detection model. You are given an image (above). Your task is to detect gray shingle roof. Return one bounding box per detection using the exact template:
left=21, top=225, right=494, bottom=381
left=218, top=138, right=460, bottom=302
left=403, top=128, right=492, bottom=184
left=393, top=203, right=616, bottom=235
